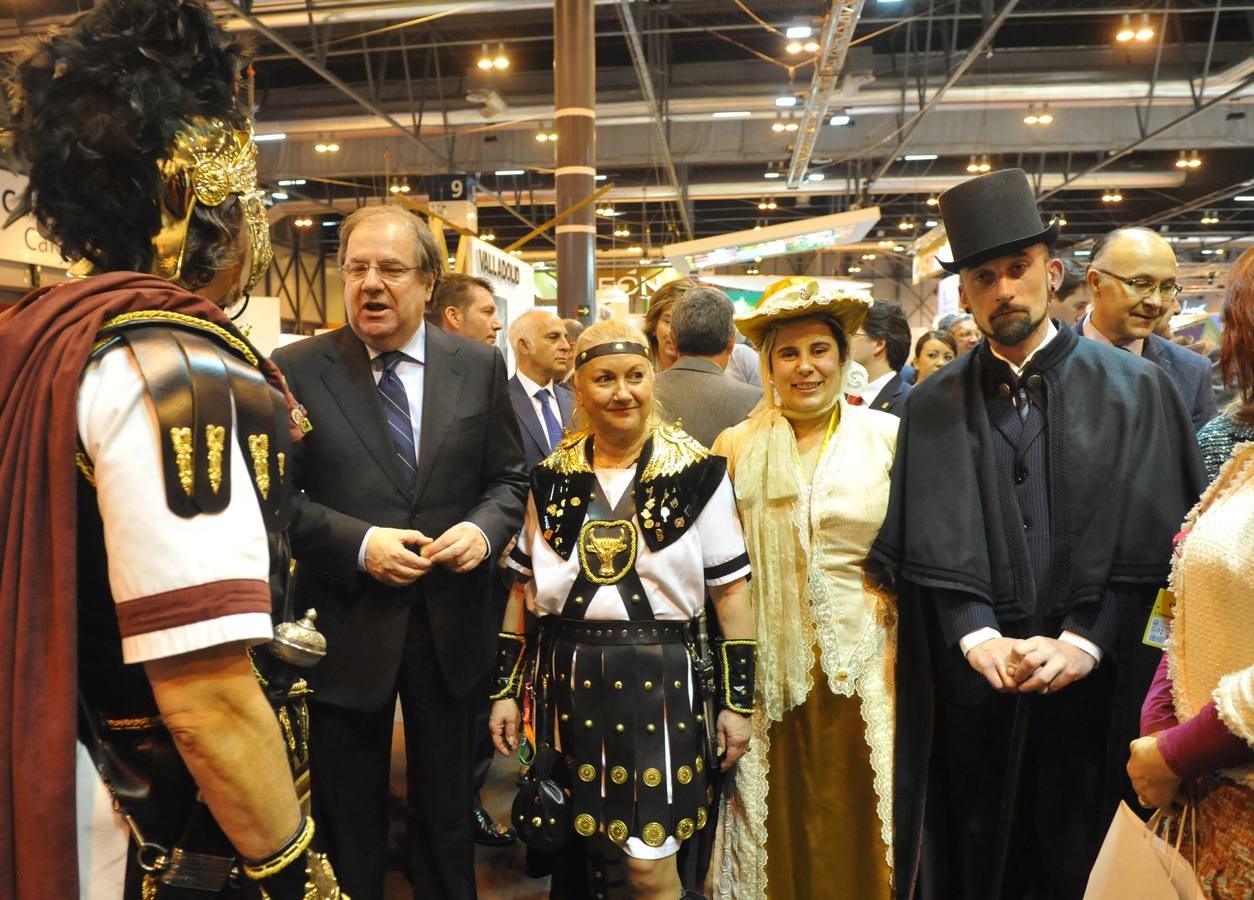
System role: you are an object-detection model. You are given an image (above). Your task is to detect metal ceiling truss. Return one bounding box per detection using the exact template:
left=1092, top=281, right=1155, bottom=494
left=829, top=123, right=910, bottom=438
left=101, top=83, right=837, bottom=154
left=785, top=0, right=866, bottom=189
left=616, top=0, right=694, bottom=241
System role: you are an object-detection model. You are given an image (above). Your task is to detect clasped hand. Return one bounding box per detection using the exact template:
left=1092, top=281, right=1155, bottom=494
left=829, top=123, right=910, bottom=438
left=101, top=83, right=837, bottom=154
left=365, top=522, right=487, bottom=586
left=966, top=635, right=1095, bottom=694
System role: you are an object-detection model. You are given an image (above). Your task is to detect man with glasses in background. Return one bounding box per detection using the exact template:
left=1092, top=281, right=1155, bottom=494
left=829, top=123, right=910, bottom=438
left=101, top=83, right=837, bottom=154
left=1081, top=227, right=1217, bottom=430
left=272, top=205, right=528, bottom=898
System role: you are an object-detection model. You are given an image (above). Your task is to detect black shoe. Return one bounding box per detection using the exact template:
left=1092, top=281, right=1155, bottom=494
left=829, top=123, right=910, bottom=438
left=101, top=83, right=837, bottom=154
left=472, top=805, right=516, bottom=847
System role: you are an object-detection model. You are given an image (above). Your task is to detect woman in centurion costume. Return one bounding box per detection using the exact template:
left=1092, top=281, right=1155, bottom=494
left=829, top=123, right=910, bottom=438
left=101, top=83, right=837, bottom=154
left=488, top=319, right=756, bottom=899
left=711, top=280, right=899, bottom=899
left=0, top=1, right=342, bottom=897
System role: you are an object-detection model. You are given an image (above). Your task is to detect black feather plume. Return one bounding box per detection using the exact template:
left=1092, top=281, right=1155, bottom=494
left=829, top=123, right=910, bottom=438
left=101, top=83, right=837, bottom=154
left=5, top=0, right=250, bottom=274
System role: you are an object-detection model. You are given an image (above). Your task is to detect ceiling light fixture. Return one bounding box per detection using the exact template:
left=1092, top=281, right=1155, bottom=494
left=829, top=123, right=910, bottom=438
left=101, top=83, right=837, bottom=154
left=314, top=142, right=339, bottom=153
left=1135, top=13, right=1155, bottom=41
left=878, top=238, right=895, bottom=248
left=861, top=253, right=877, bottom=260
left=785, top=25, right=812, bottom=39
left=270, top=191, right=289, bottom=201
left=1023, top=106, right=1039, bottom=126
left=829, top=109, right=853, bottom=127
left=903, top=154, right=938, bottom=161
left=925, top=219, right=939, bottom=228
left=1235, top=195, right=1254, bottom=202
left=293, top=217, right=313, bottom=228
left=277, top=179, right=306, bottom=186
left=1115, top=14, right=1135, bottom=42
left=713, top=110, right=752, bottom=119
left=925, top=195, right=939, bottom=206
left=808, top=172, right=825, bottom=182
left=978, top=155, right=991, bottom=173
left=253, top=132, right=286, bottom=143
left=481, top=231, right=496, bottom=242
left=898, top=219, right=914, bottom=231
left=322, top=220, right=337, bottom=227
left=477, top=44, right=493, bottom=70
left=495, top=169, right=525, bottom=176
left=966, top=155, right=979, bottom=174
left=775, top=95, right=798, bottom=108
left=786, top=41, right=804, bottom=55
left=764, top=170, right=782, bottom=179
left=1101, top=189, right=1123, bottom=203
left=1037, top=105, right=1054, bottom=125
left=1200, top=211, right=1219, bottom=224
left=848, top=265, right=863, bottom=273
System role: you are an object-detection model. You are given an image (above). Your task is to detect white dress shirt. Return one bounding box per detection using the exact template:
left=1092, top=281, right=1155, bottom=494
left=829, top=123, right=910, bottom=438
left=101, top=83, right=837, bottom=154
left=857, top=369, right=897, bottom=403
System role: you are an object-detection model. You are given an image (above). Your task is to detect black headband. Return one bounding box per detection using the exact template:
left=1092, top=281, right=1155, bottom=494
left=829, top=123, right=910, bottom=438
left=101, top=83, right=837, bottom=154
left=575, top=340, right=650, bottom=369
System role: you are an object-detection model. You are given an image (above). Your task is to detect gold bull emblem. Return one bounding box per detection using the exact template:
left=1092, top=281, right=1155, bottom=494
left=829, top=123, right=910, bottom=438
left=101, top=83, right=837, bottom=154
left=578, top=519, right=637, bottom=584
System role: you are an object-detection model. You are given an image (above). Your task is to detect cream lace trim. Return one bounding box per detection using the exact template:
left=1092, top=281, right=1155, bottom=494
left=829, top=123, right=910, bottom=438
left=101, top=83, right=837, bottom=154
left=1168, top=443, right=1254, bottom=724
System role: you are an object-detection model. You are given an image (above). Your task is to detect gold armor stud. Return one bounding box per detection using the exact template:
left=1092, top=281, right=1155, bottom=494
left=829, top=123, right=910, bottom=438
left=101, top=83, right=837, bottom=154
left=610, top=766, right=628, bottom=785
left=205, top=424, right=225, bottom=494
left=574, top=814, right=598, bottom=837
left=578, top=764, right=597, bottom=783
left=707, top=785, right=715, bottom=803
left=676, top=818, right=695, bottom=840
left=607, top=820, right=629, bottom=844
left=170, top=427, right=194, bottom=495
left=642, top=768, right=662, bottom=788
left=584, top=719, right=594, bottom=729
left=646, top=723, right=656, bottom=734
left=695, top=756, right=704, bottom=773
left=570, top=496, right=581, bottom=506
left=248, top=433, right=271, bottom=500
left=613, top=680, right=623, bottom=690
left=641, top=822, right=667, bottom=847
left=676, top=766, right=693, bottom=785
left=677, top=722, right=687, bottom=732
left=615, top=723, right=625, bottom=733
left=696, top=807, right=708, bottom=830
left=643, top=681, right=653, bottom=690
left=583, top=680, right=592, bottom=689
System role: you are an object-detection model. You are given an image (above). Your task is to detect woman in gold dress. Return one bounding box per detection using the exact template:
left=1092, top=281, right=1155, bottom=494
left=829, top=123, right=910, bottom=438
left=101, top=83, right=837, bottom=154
left=712, top=279, right=899, bottom=899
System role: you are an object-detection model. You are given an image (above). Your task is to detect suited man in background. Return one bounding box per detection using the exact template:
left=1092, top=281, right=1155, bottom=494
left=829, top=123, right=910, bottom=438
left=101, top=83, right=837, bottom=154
left=273, top=205, right=528, bottom=899
left=426, top=272, right=503, bottom=347
left=508, top=309, right=574, bottom=469
left=849, top=300, right=913, bottom=416
left=654, top=285, right=761, bottom=446
left=1080, top=226, right=1217, bottom=431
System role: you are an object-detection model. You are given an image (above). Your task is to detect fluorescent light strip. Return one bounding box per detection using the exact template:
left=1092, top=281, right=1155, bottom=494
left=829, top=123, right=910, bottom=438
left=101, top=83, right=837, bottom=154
left=253, top=133, right=286, bottom=142
left=903, top=154, right=938, bottom=161
left=713, top=111, right=752, bottom=119
left=775, top=96, right=798, bottom=108
left=495, top=169, right=525, bottom=176
left=1235, top=195, right=1254, bottom=202
left=277, top=179, right=307, bottom=186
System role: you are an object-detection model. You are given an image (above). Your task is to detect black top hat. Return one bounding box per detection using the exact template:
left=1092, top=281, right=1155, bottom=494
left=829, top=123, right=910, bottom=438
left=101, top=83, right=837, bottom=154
left=937, top=168, right=1060, bottom=274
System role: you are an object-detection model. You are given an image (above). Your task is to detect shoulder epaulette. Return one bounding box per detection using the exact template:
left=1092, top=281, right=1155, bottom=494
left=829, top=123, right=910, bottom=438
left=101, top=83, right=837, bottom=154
left=85, top=315, right=289, bottom=523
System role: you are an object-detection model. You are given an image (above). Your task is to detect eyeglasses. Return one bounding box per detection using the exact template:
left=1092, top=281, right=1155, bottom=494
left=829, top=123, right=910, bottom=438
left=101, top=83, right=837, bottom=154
left=1093, top=268, right=1182, bottom=301
left=341, top=261, right=422, bottom=283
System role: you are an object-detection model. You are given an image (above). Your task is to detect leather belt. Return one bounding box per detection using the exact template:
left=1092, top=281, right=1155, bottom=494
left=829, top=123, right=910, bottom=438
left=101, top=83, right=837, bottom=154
left=541, top=615, right=694, bottom=645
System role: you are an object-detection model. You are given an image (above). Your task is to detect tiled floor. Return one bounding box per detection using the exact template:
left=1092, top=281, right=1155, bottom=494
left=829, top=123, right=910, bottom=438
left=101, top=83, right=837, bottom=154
left=384, top=711, right=550, bottom=899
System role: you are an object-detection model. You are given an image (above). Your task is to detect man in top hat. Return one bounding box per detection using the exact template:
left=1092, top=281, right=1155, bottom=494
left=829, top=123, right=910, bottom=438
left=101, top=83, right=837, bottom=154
left=871, top=169, right=1206, bottom=899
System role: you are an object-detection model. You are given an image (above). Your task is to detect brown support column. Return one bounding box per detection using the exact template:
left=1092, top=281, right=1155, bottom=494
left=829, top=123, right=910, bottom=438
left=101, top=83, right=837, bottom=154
left=554, top=0, right=596, bottom=324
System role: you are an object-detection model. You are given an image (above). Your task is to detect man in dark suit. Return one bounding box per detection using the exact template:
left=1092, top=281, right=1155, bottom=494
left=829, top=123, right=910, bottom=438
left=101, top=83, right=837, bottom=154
left=653, top=285, right=762, bottom=446
left=507, top=309, right=574, bottom=469
left=1080, top=226, right=1217, bottom=430
left=848, top=300, right=913, bottom=416
left=272, top=206, right=528, bottom=900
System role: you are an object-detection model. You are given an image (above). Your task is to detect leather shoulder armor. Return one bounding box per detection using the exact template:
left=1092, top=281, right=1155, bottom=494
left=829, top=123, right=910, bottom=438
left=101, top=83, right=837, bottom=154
left=88, top=313, right=291, bottom=524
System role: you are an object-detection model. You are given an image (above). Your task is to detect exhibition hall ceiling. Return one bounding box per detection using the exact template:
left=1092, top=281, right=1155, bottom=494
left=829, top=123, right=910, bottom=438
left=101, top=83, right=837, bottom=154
left=2, top=1, right=1252, bottom=272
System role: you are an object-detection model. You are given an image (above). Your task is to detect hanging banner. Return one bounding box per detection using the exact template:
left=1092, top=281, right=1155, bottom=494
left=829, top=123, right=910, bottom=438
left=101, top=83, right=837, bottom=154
left=454, top=234, right=536, bottom=368
left=0, top=169, right=68, bottom=268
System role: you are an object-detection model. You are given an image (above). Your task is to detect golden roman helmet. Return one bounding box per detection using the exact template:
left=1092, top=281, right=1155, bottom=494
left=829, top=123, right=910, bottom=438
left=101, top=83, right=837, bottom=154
left=151, top=117, right=273, bottom=290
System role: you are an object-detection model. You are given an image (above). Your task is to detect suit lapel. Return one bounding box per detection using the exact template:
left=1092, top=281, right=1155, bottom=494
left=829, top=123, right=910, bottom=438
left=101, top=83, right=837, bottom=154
left=556, top=383, right=574, bottom=426
left=872, top=373, right=903, bottom=411
left=510, top=376, right=549, bottom=458
left=1143, top=334, right=1171, bottom=376
left=319, top=327, right=413, bottom=500
left=412, top=326, right=468, bottom=502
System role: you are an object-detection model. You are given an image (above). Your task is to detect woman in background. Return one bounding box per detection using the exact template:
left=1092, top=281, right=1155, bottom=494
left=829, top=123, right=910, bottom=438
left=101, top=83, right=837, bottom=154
left=1196, top=247, right=1254, bottom=481
left=911, top=329, right=958, bottom=384
left=643, top=277, right=696, bottom=372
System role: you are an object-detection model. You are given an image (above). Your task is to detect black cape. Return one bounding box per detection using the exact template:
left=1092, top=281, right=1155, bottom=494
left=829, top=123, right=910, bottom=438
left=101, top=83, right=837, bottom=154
left=869, top=324, right=1206, bottom=899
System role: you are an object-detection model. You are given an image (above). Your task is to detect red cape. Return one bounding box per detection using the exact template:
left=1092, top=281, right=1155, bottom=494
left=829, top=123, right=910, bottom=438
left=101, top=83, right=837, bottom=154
left=0, top=272, right=290, bottom=898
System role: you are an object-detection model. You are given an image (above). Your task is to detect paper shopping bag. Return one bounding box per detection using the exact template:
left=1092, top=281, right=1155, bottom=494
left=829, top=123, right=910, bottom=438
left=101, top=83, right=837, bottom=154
left=1084, top=801, right=1203, bottom=900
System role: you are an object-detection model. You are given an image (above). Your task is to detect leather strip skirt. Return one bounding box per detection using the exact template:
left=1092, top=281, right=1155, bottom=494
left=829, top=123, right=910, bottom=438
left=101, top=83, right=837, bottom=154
left=535, top=615, right=713, bottom=854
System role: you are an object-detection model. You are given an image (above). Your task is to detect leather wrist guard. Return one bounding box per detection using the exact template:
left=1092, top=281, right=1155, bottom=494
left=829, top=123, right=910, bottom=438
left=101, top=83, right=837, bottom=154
left=488, top=632, right=528, bottom=702
left=718, top=639, right=757, bottom=715
left=242, top=817, right=346, bottom=899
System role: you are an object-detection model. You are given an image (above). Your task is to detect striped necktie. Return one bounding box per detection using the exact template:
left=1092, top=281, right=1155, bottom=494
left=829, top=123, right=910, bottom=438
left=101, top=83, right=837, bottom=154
left=377, top=350, right=417, bottom=493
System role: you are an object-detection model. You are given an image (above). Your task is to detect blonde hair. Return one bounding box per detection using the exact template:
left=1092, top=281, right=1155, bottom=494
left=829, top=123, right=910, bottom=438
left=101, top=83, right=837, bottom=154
left=569, top=319, right=663, bottom=435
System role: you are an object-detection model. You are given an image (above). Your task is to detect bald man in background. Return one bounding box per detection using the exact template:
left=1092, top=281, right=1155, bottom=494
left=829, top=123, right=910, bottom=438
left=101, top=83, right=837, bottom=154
left=509, top=310, right=573, bottom=469
left=1079, top=227, right=1216, bottom=430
